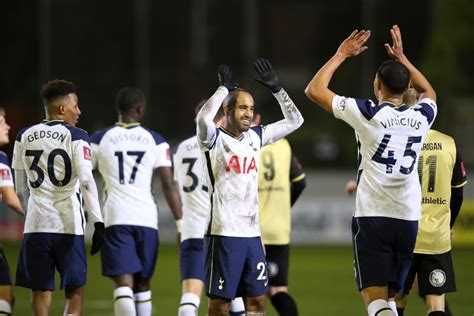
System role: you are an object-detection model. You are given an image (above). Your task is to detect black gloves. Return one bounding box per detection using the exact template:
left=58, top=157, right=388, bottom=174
left=218, top=64, right=238, bottom=91
left=90, top=222, right=105, bottom=255
left=254, top=58, right=282, bottom=93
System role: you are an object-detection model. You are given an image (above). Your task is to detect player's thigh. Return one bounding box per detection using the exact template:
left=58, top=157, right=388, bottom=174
left=352, top=217, right=416, bottom=291
left=417, top=251, right=456, bottom=296
left=204, top=235, right=247, bottom=300
left=54, top=234, right=87, bottom=289
left=133, top=226, right=159, bottom=279
left=101, top=225, right=143, bottom=277
left=180, top=238, right=205, bottom=282
left=264, top=244, right=290, bottom=287
left=401, top=253, right=421, bottom=295
left=238, top=237, right=268, bottom=298
left=16, top=233, right=56, bottom=291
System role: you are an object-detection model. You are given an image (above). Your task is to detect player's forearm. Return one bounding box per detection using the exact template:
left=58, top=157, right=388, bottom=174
left=77, top=165, right=103, bottom=223
left=398, top=55, right=436, bottom=102
left=196, top=86, right=228, bottom=148
left=162, top=180, right=183, bottom=221
left=304, top=52, right=344, bottom=112
left=274, top=89, right=304, bottom=130
left=1, top=187, right=24, bottom=215
left=450, top=187, right=463, bottom=228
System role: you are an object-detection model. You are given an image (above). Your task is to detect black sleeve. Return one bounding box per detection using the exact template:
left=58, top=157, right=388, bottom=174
left=290, top=153, right=306, bottom=206
left=450, top=187, right=463, bottom=228
left=450, top=145, right=467, bottom=228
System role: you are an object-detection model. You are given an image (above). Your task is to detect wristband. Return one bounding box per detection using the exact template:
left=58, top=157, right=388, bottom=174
left=175, top=219, right=183, bottom=233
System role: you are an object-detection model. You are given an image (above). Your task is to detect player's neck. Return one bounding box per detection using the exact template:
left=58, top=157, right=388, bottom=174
left=379, top=94, right=404, bottom=106
left=222, top=123, right=242, bottom=138
left=118, top=114, right=140, bottom=124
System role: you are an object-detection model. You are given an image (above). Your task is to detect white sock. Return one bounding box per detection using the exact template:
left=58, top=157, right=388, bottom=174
left=367, top=299, right=395, bottom=316
left=0, top=300, right=11, bottom=315
left=387, top=301, right=398, bottom=315
left=245, top=312, right=264, bottom=316
left=134, top=290, right=152, bottom=316
left=230, top=297, right=245, bottom=314
left=114, top=286, right=136, bottom=316
left=178, top=293, right=200, bottom=316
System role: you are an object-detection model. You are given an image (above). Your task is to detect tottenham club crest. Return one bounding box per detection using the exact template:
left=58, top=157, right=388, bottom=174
left=429, top=269, right=446, bottom=287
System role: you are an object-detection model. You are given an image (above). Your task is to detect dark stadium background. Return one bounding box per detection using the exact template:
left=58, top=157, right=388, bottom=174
left=1, top=0, right=473, bottom=170
left=0, top=1, right=473, bottom=314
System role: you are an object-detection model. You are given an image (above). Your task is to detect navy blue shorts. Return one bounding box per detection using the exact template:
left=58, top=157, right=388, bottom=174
left=180, top=238, right=204, bottom=282
left=101, top=225, right=158, bottom=279
left=16, top=233, right=87, bottom=291
left=204, top=235, right=268, bottom=300
left=352, top=216, right=417, bottom=292
left=0, top=248, right=12, bottom=285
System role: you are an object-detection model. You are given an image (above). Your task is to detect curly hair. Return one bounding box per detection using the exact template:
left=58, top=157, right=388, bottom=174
left=41, top=79, right=76, bottom=101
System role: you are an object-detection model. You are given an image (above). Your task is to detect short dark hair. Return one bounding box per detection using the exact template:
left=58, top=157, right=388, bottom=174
left=41, top=79, right=76, bottom=102
left=115, top=87, right=146, bottom=113
left=223, top=88, right=249, bottom=111
left=376, top=60, right=410, bottom=94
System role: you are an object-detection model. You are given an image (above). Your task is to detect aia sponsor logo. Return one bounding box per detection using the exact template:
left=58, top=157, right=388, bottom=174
left=225, top=155, right=257, bottom=174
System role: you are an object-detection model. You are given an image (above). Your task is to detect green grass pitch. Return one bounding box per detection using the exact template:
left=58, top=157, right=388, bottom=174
left=3, top=243, right=473, bottom=315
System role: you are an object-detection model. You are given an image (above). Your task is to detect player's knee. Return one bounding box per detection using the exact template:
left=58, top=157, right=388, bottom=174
left=133, top=278, right=151, bottom=293
left=208, top=299, right=230, bottom=316
left=245, top=296, right=265, bottom=312
left=270, top=292, right=298, bottom=316
left=64, top=286, right=82, bottom=299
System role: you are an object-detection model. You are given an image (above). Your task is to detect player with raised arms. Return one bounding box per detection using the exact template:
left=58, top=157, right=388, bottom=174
left=197, top=59, right=304, bottom=315
left=305, top=25, right=437, bottom=316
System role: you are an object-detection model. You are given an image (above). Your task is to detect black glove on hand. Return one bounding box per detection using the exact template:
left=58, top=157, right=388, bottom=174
left=254, top=58, right=282, bottom=93
left=90, top=222, right=105, bottom=255
left=218, top=64, right=237, bottom=91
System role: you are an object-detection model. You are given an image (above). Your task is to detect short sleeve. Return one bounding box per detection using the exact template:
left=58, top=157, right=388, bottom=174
left=0, top=154, right=14, bottom=187
left=332, top=95, right=376, bottom=129
left=416, top=98, right=437, bottom=126
left=289, top=153, right=305, bottom=183
left=154, top=142, right=172, bottom=168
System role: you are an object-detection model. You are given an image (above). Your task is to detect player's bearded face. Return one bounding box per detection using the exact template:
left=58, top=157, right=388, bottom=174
left=0, top=115, right=10, bottom=146
left=63, top=93, right=81, bottom=127
left=232, top=93, right=254, bottom=132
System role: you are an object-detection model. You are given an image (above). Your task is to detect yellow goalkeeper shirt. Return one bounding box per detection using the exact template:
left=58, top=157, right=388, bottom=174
left=415, top=129, right=467, bottom=254
left=258, top=138, right=305, bottom=245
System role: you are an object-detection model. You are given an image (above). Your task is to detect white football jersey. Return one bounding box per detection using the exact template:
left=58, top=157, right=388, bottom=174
left=12, top=120, right=93, bottom=235
left=332, top=95, right=437, bottom=220
left=173, top=135, right=210, bottom=241
left=91, top=123, right=171, bottom=229
left=197, top=87, right=303, bottom=237
left=0, top=152, right=14, bottom=188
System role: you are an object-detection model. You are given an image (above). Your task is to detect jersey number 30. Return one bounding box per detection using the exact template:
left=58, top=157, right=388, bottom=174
left=25, top=149, right=72, bottom=188
left=371, top=134, right=422, bottom=174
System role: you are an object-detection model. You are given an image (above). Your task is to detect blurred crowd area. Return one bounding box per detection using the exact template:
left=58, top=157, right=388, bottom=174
left=1, top=0, right=473, bottom=169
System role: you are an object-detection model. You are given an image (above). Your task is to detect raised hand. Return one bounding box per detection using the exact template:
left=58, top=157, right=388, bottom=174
left=384, top=25, right=405, bottom=61
left=254, top=58, right=282, bottom=93
left=336, top=29, right=371, bottom=58
left=218, top=64, right=237, bottom=91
